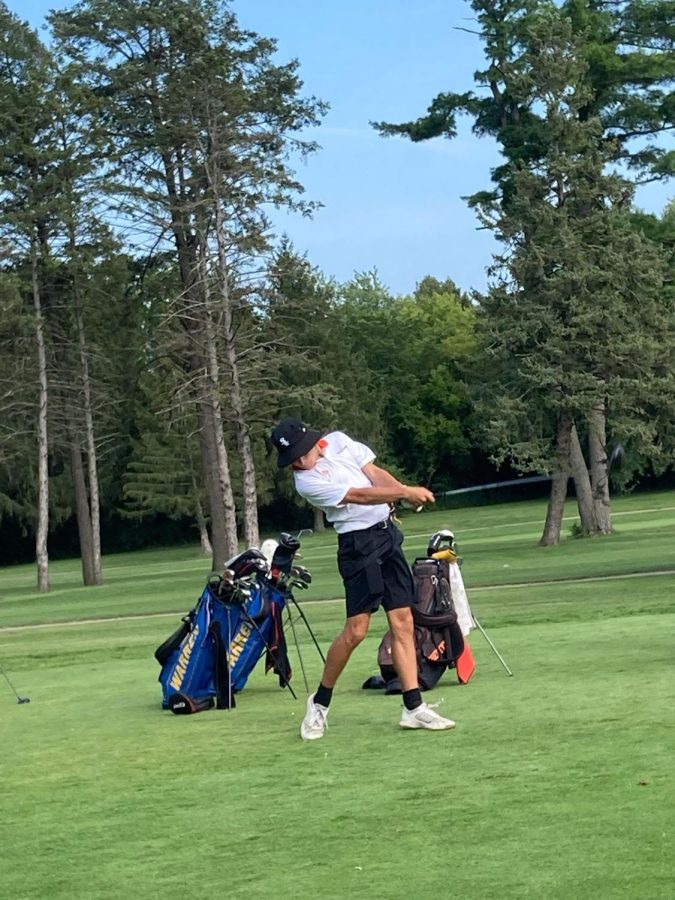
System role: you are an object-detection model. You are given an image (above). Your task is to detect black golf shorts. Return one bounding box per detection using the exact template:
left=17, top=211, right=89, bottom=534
left=336, top=519, right=415, bottom=618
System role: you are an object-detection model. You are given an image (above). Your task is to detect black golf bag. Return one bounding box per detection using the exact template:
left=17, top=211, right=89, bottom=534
left=377, top=555, right=465, bottom=693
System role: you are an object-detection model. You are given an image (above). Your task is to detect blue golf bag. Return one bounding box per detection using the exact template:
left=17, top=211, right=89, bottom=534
left=155, top=546, right=294, bottom=714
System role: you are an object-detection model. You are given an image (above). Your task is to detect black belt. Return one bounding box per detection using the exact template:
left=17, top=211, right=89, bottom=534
left=360, top=518, right=390, bottom=532
left=338, top=518, right=391, bottom=542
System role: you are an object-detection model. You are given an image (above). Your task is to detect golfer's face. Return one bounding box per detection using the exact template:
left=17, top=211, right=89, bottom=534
left=293, top=443, right=322, bottom=470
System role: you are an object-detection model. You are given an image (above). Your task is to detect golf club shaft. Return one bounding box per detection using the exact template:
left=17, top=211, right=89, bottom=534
left=472, top=616, right=513, bottom=676
left=0, top=662, right=28, bottom=701
left=440, top=445, right=624, bottom=499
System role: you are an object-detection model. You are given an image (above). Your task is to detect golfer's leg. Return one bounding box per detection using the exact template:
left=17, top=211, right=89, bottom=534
left=320, top=613, right=370, bottom=688
left=386, top=607, right=418, bottom=692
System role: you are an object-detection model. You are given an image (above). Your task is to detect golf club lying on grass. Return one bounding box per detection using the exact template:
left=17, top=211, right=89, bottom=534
left=0, top=661, right=30, bottom=704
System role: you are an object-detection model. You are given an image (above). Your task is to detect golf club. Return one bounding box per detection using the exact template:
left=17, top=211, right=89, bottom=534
left=471, top=615, right=514, bottom=676
left=439, top=443, right=627, bottom=500
left=0, top=661, right=30, bottom=704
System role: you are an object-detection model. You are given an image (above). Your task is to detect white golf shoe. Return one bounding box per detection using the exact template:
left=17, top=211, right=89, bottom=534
left=400, top=702, right=456, bottom=731
left=300, top=693, right=329, bottom=741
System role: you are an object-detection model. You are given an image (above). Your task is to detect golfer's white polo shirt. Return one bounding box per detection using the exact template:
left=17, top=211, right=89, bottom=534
left=293, top=431, right=390, bottom=534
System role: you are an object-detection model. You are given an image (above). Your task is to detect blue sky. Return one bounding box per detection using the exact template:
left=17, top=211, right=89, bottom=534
left=20, top=0, right=674, bottom=295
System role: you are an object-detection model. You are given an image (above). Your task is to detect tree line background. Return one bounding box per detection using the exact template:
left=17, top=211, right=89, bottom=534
left=0, top=0, right=673, bottom=589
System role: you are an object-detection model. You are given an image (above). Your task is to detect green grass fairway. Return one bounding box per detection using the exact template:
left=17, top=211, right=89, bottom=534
left=1, top=492, right=674, bottom=899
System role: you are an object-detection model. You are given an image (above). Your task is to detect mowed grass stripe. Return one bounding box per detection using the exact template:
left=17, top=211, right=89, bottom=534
left=2, top=567, right=675, bottom=635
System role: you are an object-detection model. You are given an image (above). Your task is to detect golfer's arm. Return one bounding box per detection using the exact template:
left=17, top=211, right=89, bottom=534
left=341, top=463, right=410, bottom=506
left=362, top=462, right=403, bottom=490
left=341, top=485, right=411, bottom=505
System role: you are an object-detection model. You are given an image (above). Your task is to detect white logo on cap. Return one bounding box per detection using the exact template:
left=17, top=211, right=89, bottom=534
left=279, top=437, right=290, bottom=447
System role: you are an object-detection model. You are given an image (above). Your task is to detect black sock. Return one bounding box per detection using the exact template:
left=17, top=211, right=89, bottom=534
left=314, top=683, right=333, bottom=708
left=403, top=688, right=422, bottom=711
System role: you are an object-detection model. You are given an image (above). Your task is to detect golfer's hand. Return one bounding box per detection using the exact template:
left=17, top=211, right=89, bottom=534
left=404, top=486, right=435, bottom=507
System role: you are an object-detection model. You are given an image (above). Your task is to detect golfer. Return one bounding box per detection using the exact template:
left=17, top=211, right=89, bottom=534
left=270, top=416, right=456, bottom=740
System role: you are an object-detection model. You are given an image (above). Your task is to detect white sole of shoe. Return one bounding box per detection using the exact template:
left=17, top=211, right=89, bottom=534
left=400, top=719, right=456, bottom=731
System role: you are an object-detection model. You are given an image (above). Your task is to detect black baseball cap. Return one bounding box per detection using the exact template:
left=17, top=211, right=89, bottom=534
left=271, top=417, right=322, bottom=468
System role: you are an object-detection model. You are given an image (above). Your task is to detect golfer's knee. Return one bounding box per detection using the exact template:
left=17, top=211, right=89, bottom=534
left=342, top=617, right=369, bottom=649
left=388, top=607, right=414, bottom=641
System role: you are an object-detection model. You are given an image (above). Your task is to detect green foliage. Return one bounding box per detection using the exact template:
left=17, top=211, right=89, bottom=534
left=471, top=12, right=674, bottom=475
left=335, top=272, right=478, bottom=486
left=376, top=2, right=675, bottom=491
left=51, top=0, right=327, bottom=252
left=0, top=273, right=33, bottom=511
left=376, top=0, right=675, bottom=185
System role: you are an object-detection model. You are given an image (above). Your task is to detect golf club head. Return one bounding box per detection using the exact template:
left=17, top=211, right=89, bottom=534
left=271, top=535, right=300, bottom=576
left=17, top=697, right=30, bottom=704
left=427, top=529, right=456, bottom=557
left=251, top=558, right=270, bottom=576
left=291, top=565, right=312, bottom=585
left=278, top=532, right=301, bottom=553
left=233, top=575, right=256, bottom=602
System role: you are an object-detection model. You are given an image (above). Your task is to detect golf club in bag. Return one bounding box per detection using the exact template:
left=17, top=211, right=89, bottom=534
left=155, top=533, right=323, bottom=714
left=0, top=660, right=30, bottom=704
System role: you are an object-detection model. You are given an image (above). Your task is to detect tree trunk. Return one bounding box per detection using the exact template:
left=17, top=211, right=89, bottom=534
left=225, top=361, right=259, bottom=549
left=539, top=412, right=572, bottom=546
left=204, top=367, right=238, bottom=560
left=569, top=423, right=600, bottom=535
left=198, top=395, right=238, bottom=567
left=200, top=247, right=239, bottom=563
left=32, top=239, right=50, bottom=592
left=313, top=506, right=326, bottom=533
left=157, top=134, right=234, bottom=570
left=588, top=401, right=612, bottom=534
left=198, top=402, right=228, bottom=568
left=66, top=411, right=96, bottom=585
left=539, top=475, right=568, bottom=546
left=212, top=199, right=260, bottom=548
left=195, top=495, right=212, bottom=556
left=75, top=302, right=103, bottom=584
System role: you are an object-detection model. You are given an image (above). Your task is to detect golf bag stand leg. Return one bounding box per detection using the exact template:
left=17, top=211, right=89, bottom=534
left=285, top=605, right=310, bottom=693
left=289, top=597, right=326, bottom=664
left=472, top=614, right=514, bottom=676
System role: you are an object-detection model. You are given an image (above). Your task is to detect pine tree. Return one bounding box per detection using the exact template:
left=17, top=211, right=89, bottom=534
left=375, top=0, right=675, bottom=542
left=469, top=12, right=673, bottom=541
left=53, top=0, right=327, bottom=562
